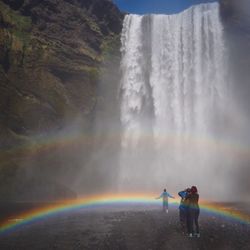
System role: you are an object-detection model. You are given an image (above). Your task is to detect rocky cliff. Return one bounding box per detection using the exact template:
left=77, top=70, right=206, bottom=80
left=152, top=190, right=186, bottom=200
left=0, top=0, right=124, bottom=201
left=220, top=0, right=250, bottom=84
left=220, top=0, right=250, bottom=198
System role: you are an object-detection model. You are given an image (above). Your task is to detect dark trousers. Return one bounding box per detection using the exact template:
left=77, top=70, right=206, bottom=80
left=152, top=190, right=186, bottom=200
left=179, top=208, right=187, bottom=229
left=187, top=208, right=200, bottom=234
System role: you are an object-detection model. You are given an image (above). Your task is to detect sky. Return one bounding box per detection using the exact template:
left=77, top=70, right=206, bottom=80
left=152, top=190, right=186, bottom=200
left=113, top=0, right=217, bottom=14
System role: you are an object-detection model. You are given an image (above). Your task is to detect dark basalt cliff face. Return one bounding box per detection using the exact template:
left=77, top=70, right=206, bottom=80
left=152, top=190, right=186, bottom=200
left=0, top=0, right=123, bottom=139
left=220, top=0, right=250, bottom=197
left=220, top=0, right=250, bottom=122
left=220, top=0, right=250, bottom=87
left=0, top=0, right=123, bottom=200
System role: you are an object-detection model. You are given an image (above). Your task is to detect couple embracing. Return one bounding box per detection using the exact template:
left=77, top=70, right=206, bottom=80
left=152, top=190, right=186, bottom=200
left=179, top=186, right=200, bottom=238
left=156, top=186, right=200, bottom=238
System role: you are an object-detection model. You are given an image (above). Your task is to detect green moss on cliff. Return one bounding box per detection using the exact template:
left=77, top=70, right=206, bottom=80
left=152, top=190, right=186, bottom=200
left=0, top=1, right=31, bottom=55
left=0, top=0, right=124, bottom=201
left=0, top=2, right=31, bottom=32
left=83, top=66, right=100, bottom=81
left=101, top=34, right=121, bottom=63
left=84, top=13, right=102, bottom=35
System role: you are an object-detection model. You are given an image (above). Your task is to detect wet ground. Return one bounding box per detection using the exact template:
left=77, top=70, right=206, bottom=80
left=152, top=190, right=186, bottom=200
left=0, top=204, right=249, bottom=250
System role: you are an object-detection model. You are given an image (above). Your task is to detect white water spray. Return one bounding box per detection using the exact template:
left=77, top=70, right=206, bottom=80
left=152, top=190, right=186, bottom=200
left=119, top=3, right=231, bottom=197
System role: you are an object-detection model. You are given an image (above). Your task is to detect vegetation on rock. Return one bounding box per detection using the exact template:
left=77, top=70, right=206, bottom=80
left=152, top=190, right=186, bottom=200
left=0, top=0, right=124, bottom=201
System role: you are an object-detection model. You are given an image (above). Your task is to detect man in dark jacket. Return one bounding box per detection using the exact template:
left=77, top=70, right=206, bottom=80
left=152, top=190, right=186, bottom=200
left=178, top=188, right=190, bottom=232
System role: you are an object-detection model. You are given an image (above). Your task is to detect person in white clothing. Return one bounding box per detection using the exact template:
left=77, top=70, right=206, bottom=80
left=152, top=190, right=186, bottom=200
left=156, top=188, right=175, bottom=213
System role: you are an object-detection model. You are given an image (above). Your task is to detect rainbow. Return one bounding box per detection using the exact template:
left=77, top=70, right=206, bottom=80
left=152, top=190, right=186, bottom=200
left=0, top=194, right=249, bottom=235
left=1, top=127, right=250, bottom=162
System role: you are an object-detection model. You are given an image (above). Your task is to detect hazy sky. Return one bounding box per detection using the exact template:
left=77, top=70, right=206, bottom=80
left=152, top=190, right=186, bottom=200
left=113, top=0, right=217, bottom=14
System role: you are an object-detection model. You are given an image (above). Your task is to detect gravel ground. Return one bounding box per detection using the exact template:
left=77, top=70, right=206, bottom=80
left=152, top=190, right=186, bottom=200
left=0, top=204, right=249, bottom=250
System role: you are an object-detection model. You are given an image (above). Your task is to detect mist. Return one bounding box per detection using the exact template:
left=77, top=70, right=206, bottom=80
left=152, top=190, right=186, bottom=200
left=18, top=1, right=250, bottom=202
left=71, top=2, right=250, bottom=202
left=220, top=0, right=250, bottom=201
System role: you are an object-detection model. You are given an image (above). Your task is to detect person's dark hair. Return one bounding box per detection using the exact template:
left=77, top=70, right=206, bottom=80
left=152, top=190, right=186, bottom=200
left=186, top=188, right=191, bottom=193
left=191, top=186, right=198, bottom=194
left=164, top=188, right=166, bottom=192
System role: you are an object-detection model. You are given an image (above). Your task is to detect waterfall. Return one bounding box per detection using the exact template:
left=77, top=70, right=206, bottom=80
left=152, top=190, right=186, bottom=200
left=119, top=3, right=229, bottom=193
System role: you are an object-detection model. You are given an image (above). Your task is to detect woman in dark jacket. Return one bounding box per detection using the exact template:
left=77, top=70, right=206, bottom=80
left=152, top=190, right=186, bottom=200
left=186, top=186, right=200, bottom=237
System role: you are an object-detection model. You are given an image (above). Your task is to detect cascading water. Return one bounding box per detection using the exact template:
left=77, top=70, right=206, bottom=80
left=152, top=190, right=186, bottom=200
left=119, top=3, right=230, bottom=195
